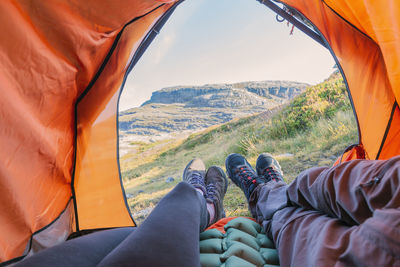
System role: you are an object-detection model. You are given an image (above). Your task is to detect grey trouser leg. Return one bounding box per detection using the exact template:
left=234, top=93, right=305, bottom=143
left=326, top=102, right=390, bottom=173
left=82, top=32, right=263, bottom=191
left=98, top=182, right=207, bottom=267
left=17, top=182, right=208, bottom=267
left=250, top=156, right=400, bottom=267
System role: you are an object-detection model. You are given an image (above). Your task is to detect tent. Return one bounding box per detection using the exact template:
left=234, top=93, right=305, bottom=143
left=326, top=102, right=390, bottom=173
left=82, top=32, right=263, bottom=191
left=0, top=0, right=399, bottom=264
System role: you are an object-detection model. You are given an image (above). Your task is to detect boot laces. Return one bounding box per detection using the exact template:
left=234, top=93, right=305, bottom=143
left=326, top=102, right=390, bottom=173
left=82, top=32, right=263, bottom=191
left=189, top=172, right=205, bottom=187
left=206, top=183, right=217, bottom=200
left=261, top=167, right=282, bottom=182
left=235, top=165, right=258, bottom=186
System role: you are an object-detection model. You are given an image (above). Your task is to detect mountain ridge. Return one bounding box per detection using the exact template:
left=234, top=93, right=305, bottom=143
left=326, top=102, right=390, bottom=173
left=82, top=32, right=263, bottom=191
left=140, top=80, right=309, bottom=107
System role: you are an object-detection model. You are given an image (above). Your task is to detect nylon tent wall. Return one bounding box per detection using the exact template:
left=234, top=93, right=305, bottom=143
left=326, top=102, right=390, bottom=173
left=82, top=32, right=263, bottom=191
left=0, top=0, right=180, bottom=263
left=0, top=0, right=399, bottom=264
left=274, top=0, right=400, bottom=160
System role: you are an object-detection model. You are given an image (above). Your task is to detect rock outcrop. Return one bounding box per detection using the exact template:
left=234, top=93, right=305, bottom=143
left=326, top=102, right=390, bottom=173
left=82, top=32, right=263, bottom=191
left=141, top=81, right=307, bottom=108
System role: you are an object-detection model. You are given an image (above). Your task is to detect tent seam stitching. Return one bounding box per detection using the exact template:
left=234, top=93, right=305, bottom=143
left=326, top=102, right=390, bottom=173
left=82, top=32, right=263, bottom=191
left=375, top=101, right=398, bottom=159
left=321, top=0, right=375, bottom=43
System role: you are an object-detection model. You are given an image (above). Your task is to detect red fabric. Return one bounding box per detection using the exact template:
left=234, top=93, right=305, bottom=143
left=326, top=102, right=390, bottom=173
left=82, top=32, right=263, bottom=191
left=206, top=217, right=256, bottom=233
left=334, top=144, right=366, bottom=166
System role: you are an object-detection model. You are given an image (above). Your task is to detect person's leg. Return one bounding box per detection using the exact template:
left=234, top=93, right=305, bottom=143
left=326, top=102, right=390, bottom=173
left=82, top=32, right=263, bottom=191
left=17, top=157, right=218, bottom=267
left=251, top=155, right=400, bottom=227
left=98, top=158, right=229, bottom=267
left=252, top=156, right=400, bottom=266
left=225, top=153, right=288, bottom=225
left=17, top=182, right=208, bottom=267
left=228, top=153, right=400, bottom=266
left=98, top=182, right=208, bottom=267
left=16, top=228, right=135, bottom=266
left=286, top=155, right=400, bottom=225
left=268, top=206, right=400, bottom=266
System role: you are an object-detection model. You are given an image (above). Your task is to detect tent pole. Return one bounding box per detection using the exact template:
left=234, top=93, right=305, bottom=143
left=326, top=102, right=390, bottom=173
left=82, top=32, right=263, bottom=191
left=257, top=0, right=328, bottom=49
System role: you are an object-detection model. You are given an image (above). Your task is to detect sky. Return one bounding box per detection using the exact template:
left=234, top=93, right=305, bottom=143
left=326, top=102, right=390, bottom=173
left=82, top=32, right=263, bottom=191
left=119, top=0, right=335, bottom=110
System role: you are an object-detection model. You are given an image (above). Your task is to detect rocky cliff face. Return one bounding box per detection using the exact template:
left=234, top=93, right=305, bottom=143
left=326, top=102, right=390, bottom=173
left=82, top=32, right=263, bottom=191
left=119, top=80, right=308, bottom=142
left=141, top=81, right=307, bottom=108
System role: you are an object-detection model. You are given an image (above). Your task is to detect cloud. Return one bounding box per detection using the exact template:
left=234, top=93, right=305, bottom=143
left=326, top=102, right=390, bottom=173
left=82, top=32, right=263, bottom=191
left=147, top=0, right=204, bottom=65
left=151, top=33, right=176, bottom=64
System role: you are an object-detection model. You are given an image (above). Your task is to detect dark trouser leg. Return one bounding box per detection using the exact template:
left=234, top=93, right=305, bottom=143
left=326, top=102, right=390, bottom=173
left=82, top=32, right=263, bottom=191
left=270, top=207, right=400, bottom=266
left=286, top=156, right=400, bottom=225
left=98, top=181, right=207, bottom=267
left=16, top=228, right=135, bottom=267
left=250, top=157, right=400, bottom=266
left=17, top=182, right=208, bottom=267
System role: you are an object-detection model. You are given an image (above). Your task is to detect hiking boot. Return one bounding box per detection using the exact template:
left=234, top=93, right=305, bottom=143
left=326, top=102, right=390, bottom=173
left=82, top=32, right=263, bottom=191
left=183, top=158, right=207, bottom=195
left=225, top=153, right=265, bottom=200
left=205, top=166, right=228, bottom=223
left=256, top=153, right=284, bottom=183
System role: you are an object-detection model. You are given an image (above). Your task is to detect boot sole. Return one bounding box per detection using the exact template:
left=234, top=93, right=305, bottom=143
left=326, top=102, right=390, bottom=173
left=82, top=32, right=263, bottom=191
left=182, top=159, right=195, bottom=181
left=182, top=158, right=206, bottom=182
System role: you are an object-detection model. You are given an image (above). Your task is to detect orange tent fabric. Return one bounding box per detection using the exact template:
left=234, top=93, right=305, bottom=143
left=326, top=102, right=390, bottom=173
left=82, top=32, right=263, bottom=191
left=279, top=0, right=400, bottom=160
left=0, top=0, right=179, bottom=263
left=74, top=1, right=174, bottom=233
left=0, top=0, right=399, bottom=264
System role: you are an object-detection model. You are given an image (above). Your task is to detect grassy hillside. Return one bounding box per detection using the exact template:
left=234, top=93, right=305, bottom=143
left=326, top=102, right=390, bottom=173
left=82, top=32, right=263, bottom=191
left=121, top=72, right=357, bottom=223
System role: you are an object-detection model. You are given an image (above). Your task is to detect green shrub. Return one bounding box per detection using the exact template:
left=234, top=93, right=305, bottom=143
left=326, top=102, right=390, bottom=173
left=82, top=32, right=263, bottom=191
left=269, top=72, right=350, bottom=139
